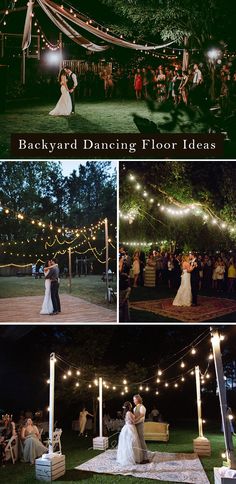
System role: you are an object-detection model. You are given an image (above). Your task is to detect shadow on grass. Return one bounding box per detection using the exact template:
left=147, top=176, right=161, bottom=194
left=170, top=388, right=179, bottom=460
left=58, top=469, right=94, bottom=481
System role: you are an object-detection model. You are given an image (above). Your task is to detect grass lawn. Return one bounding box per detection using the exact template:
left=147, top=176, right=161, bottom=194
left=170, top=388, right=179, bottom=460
left=0, top=275, right=116, bottom=310
left=128, top=285, right=236, bottom=322
left=0, top=99, right=205, bottom=157
left=0, top=428, right=230, bottom=484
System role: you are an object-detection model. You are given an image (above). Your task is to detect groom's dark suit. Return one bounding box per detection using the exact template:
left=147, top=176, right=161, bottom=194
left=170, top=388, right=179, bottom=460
left=45, top=265, right=61, bottom=313
left=190, top=259, right=201, bottom=305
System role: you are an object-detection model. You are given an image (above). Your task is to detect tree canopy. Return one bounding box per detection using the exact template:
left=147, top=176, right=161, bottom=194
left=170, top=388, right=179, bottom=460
left=0, top=161, right=116, bottom=269
left=120, top=161, right=236, bottom=252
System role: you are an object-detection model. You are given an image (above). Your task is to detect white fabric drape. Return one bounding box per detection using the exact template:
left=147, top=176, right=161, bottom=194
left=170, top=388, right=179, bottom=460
left=38, top=0, right=175, bottom=51
left=22, top=0, right=34, bottom=50
left=37, top=0, right=108, bottom=51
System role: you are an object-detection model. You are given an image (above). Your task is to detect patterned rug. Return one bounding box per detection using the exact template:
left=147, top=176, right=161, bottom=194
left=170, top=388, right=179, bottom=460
left=76, top=449, right=209, bottom=483
left=130, top=296, right=236, bottom=322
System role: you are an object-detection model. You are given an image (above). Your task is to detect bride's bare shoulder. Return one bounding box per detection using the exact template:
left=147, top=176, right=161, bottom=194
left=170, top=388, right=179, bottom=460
left=183, top=261, right=190, bottom=269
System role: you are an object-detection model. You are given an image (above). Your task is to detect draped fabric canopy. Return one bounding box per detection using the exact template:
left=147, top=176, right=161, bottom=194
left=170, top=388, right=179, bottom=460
left=22, top=0, right=176, bottom=52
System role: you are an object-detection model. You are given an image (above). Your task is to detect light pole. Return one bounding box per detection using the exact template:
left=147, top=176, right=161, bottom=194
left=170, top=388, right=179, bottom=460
left=211, top=328, right=236, bottom=469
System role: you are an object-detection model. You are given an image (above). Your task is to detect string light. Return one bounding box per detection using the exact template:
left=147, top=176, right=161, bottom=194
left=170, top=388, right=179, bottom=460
left=124, top=173, right=236, bottom=234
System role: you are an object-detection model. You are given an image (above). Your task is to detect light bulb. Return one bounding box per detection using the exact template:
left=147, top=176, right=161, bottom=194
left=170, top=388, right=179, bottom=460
left=191, top=348, right=196, bottom=355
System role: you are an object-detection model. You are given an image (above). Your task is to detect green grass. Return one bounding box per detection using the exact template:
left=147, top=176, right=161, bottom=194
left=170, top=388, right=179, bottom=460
left=0, top=99, right=206, bottom=157
left=0, top=428, right=230, bottom=484
left=128, top=285, right=236, bottom=322
left=0, top=275, right=116, bottom=310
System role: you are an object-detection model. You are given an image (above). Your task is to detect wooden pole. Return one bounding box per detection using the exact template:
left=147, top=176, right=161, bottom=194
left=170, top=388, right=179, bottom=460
left=49, top=353, right=55, bottom=454
left=22, top=50, right=26, bottom=85
left=104, top=218, right=109, bottom=302
left=59, top=32, right=63, bottom=71
left=195, top=366, right=204, bottom=438
left=211, top=328, right=236, bottom=469
left=99, top=377, right=103, bottom=438
left=68, top=247, right=72, bottom=293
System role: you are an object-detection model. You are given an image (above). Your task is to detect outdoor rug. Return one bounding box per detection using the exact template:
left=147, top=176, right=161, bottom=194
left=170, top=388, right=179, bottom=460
left=76, top=449, right=209, bottom=483
left=130, top=296, right=236, bottom=322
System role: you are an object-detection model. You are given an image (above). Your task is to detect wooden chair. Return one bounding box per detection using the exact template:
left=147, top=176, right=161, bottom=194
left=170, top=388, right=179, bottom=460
left=4, top=435, right=18, bottom=464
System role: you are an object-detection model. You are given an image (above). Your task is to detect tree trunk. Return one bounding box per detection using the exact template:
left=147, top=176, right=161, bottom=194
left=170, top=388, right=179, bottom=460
left=182, top=36, right=189, bottom=71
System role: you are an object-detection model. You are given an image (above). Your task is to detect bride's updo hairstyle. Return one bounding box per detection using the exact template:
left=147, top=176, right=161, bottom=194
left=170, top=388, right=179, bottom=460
left=182, top=254, right=189, bottom=264
left=122, top=401, right=132, bottom=416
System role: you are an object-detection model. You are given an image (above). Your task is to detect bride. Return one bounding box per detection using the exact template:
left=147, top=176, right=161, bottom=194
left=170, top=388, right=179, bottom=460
left=40, top=260, right=55, bottom=315
left=49, top=69, right=72, bottom=116
left=172, top=255, right=194, bottom=307
left=116, top=401, right=142, bottom=466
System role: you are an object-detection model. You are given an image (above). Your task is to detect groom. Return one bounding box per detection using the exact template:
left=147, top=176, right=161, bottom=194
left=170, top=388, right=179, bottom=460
left=64, top=66, right=78, bottom=114
left=133, top=394, right=149, bottom=464
left=45, top=258, right=61, bottom=314
left=189, top=252, right=201, bottom=306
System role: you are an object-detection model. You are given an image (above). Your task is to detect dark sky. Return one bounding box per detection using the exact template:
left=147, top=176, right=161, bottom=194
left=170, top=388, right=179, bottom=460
left=0, top=325, right=235, bottom=425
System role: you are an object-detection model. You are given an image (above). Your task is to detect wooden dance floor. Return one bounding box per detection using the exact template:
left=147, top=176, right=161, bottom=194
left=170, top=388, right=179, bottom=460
left=0, top=295, right=116, bottom=323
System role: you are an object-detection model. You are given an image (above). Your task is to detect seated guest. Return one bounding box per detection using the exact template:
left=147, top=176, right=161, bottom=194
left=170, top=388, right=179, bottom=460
left=0, top=414, right=16, bottom=465
left=21, top=418, right=47, bottom=464
left=144, top=252, right=156, bottom=287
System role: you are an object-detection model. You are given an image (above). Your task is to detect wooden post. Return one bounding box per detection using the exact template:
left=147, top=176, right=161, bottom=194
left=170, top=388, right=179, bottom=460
left=182, top=36, right=189, bottom=72
left=104, top=218, right=109, bottom=302
left=211, top=328, right=236, bottom=469
left=99, top=377, right=103, bottom=438
left=49, top=353, right=55, bottom=454
left=22, top=50, right=26, bottom=85
left=68, top=247, right=72, bottom=293
left=193, top=365, right=211, bottom=456
left=195, top=365, right=203, bottom=438
left=59, top=32, right=63, bottom=71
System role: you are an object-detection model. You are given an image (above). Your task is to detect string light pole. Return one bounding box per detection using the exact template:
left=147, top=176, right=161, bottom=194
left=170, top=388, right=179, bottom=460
left=68, top=247, right=72, bottom=293
left=49, top=352, right=56, bottom=455
left=193, top=365, right=211, bottom=456
left=104, top=218, right=109, bottom=302
left=93, top=376, right=108, bottom=450
left=211, top=328, right=236, bottom=470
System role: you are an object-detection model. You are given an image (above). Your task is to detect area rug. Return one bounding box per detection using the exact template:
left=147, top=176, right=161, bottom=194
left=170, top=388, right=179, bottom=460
left=130, top=296, right=236, bottom=322
left=76, top=449, right=209, bottom=483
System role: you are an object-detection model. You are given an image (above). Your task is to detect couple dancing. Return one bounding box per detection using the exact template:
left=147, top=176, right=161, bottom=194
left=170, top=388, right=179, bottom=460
left=117, top=394, right=149, bottom=467
left=173, top=252, right=200, bottom=307
left=40, top=259, right=61, bottom=315
left=49, top=66, right=77, bottom=116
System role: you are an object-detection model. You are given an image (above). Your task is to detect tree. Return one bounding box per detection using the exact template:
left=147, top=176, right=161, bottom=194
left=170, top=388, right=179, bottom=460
left=120, top=161, right=236, bottom=251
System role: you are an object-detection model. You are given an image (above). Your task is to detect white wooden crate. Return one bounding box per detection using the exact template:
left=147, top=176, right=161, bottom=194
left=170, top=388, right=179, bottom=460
left=193, top=436, right=211, bottom=456
left=214, top=467, right=236, bottom=484
left=93, top=436, right=109, bottom=450
left=35, top=454, right=65, bottom=481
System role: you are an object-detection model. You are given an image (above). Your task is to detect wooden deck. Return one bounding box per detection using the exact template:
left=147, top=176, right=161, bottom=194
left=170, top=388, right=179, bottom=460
left=0, top=295, right=117, bottom=323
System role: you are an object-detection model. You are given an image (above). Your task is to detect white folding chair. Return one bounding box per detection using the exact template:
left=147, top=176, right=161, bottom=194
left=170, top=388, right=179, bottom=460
left=44, top=429, right=62, bottom=454
left=4, top=435, right=18, bottom=464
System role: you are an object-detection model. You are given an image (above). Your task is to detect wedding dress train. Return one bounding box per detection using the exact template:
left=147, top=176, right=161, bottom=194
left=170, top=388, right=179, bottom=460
left=49, top=85, right=72, bottom=116
left=172, top=269, right=192, bottom=306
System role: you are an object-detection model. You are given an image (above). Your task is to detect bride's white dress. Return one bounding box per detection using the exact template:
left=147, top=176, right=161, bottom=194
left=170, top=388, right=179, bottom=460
left=40, top=279, right=53, bottom=314
left=172, top=269, right=192, bottom=306
left=116, top=412, right=142, bottom=466
left=49, top=85, right=72, bottom=116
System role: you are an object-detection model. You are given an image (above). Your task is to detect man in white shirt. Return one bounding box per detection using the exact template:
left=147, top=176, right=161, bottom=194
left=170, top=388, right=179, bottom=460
left=192, top=64, right=202, bottom=86
left=133, top=394, right=149, bottom=463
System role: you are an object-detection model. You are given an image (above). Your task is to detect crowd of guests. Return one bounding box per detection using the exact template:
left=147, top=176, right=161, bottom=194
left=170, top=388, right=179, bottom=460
left=0, top=410, right=50, bottom=466
left=119, top=246, right=236, bottom=321
left=71, top=61, right=236, bottom=111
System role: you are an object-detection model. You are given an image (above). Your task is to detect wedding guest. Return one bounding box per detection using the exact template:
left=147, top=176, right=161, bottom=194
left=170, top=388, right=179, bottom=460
left=167, top=254, right=175, bottom=289
left=179, top=70, right=189, bottom=104
left=134, top=69, right=143, bottom=100
left=119, top=273, right=131, bottom=322
left=21, top=418, right=47, bottom=464
left=144, top=252, right=156, bottom=287
left=139, top=251, right=146, bottom=287
left=227, top=257, right=236, bottom=292
left=215, top=257, right=226, bottom=292
left=150, top=405, right=159, bottom=422
left=132, top=251, right=140, bottom=287
left=79, top=408, right=93, bottom=437
left=202, top=255, right=212, bottom=289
